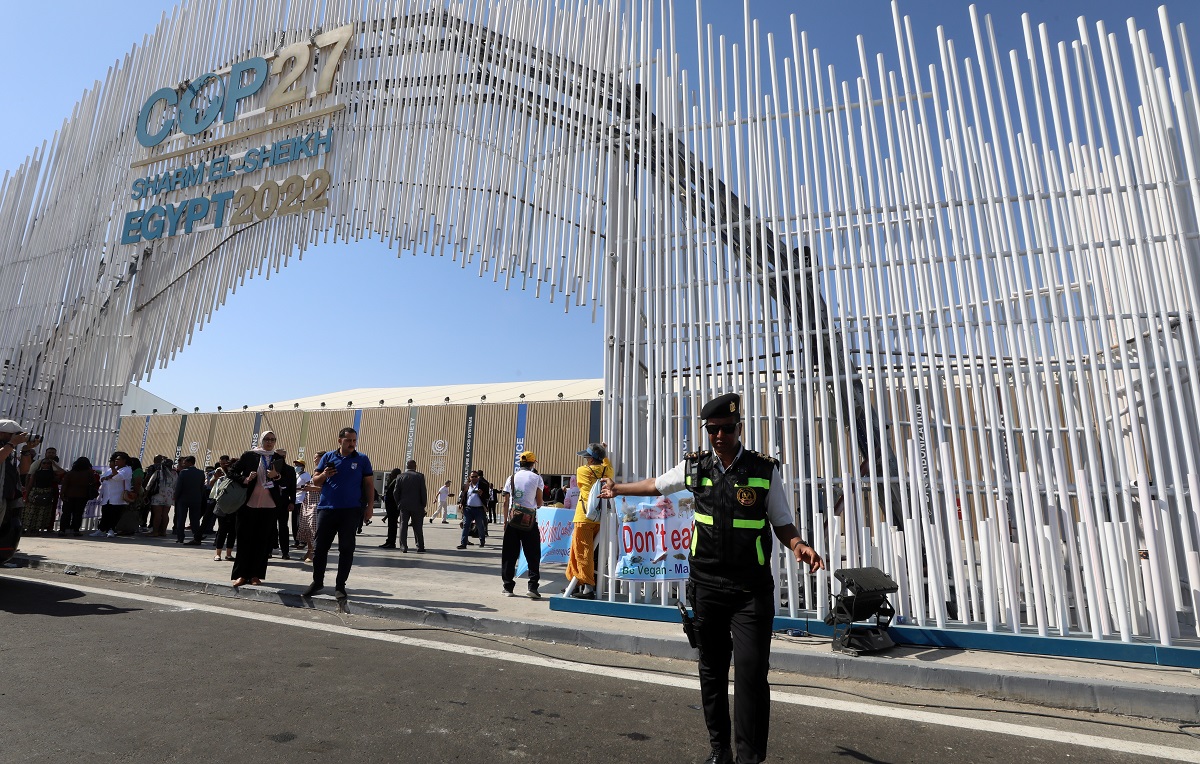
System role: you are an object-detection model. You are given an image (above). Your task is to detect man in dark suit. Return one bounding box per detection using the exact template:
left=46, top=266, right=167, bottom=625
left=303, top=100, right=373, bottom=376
left=173, top=456, right=208, bottom=545
left=392, top=460, right=429, bottom=552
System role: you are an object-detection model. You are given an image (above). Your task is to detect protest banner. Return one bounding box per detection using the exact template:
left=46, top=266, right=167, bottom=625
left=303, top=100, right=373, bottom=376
left=614, top=490, right=695, bottom=581
left=515, top=506, right=575, bottom=578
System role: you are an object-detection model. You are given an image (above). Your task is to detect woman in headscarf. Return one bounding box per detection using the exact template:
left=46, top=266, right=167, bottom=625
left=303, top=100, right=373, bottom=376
left=228, top=431, right=283, bottom=587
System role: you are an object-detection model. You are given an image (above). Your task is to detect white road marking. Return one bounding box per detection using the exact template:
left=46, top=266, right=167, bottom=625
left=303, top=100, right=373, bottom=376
left=7, top=573, right=1198, bottom=761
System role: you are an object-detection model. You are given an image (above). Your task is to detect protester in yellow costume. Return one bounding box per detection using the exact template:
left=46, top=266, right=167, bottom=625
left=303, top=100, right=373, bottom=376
left=565, top=442, right=611, bottom=599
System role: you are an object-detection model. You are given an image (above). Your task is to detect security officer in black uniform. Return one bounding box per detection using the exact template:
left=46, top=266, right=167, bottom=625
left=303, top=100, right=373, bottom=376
left=601, top=392, right=823, bottom=764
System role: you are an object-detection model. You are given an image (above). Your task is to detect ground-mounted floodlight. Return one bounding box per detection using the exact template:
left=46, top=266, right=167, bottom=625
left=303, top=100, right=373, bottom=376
left=824, top=566, right=898, bottom=656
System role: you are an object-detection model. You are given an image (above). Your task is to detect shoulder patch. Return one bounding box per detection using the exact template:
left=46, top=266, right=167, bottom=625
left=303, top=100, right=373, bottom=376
left=683, top=450, right=711, bottom=461
left=749, top=449, right=779, bottom=466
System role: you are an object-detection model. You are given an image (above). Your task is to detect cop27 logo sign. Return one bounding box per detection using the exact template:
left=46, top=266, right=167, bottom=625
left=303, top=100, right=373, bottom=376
left=135, top=25, right=353, bottom=147
left=123, top=24, right=354, bottom=245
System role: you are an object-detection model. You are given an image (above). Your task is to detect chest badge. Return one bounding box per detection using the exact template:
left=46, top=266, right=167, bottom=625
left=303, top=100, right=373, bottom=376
left=736, top=487, right=756, bottom=506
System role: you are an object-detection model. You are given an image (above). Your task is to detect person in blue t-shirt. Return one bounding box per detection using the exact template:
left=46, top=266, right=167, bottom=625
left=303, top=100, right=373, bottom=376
left=302, top=427, right=375, bottom=599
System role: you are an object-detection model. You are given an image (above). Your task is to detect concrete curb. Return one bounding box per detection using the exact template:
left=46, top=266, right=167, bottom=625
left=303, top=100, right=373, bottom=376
left=12, top=555, right=1200, bottom=723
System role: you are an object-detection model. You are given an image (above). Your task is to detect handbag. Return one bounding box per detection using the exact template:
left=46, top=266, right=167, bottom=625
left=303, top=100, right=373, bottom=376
left=507, top=470, right=537, bottom=530
left=212, top=475, right=247, bottom=516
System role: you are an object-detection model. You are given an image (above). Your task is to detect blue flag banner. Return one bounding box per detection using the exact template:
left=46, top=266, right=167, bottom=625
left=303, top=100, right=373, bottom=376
left=613, top=490, right=695, bottom=581
left=511, top=403, right=528, bottom=473
left=515, top=507, right=575, bottom=578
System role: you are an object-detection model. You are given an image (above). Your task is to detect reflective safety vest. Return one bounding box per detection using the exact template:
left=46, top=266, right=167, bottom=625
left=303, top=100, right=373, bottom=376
left=684, top=448, right=777, bottom=591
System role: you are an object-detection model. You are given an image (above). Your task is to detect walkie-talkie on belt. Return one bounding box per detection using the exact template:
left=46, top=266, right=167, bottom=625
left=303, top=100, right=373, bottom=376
left=678, top=601, right=698, bottom=648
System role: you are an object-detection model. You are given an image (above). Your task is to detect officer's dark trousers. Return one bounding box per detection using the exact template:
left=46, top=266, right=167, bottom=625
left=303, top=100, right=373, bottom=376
left=690, top=582, right=774, bottom=764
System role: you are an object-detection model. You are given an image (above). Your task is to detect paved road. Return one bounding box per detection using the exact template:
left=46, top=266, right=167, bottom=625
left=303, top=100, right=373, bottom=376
left=1, top=571, right=1196, bottom=763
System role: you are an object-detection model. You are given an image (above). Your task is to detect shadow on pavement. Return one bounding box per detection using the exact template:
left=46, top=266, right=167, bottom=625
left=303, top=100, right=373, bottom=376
left=345, top=595, right=499, bottom=613
left=833, top=745, right=894, bottom=763
left=0, top=576, right=142, bottom=617
left=352, top=555, right=503, bottom=577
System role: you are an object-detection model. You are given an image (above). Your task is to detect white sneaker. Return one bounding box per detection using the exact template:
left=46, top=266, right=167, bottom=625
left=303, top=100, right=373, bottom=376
left=106, top=531, right=116, bottom=538
left=89, top=530, right=105, bottom=537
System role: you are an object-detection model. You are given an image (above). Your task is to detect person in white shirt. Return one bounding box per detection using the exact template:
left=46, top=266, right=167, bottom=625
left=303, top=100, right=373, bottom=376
left=499, top=451, right=545, bottom=599
left=430, top=480, right=452, bottom=523
left=91, top=452, right=132, bottom=538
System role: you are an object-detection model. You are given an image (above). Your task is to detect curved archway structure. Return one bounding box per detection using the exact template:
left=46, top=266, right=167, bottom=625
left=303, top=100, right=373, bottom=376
left=3, top=1, right=1200, bottom=650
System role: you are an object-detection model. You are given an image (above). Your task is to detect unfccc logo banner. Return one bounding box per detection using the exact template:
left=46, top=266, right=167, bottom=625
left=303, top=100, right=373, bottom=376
left=122, top=24, right=353, bottom=245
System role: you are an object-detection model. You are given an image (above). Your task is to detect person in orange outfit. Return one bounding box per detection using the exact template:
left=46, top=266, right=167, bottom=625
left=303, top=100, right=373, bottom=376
left=565, top=442, right=611, bottom=599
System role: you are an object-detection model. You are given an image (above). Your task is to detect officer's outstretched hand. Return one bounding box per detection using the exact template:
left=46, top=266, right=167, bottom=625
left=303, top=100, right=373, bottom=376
left=794, top=542, right=824, bottom=572
left=598, top=478, right=616, bottom=500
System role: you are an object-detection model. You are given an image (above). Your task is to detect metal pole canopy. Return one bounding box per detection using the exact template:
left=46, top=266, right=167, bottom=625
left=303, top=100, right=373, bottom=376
left=1, top=0, right=1199, bottom=648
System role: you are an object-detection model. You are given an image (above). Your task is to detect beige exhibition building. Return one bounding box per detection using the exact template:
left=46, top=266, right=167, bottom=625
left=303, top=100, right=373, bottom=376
left=115, top=379, right=603, bottom=506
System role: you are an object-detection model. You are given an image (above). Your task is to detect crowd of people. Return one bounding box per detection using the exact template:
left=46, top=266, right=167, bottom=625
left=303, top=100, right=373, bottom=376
left=0, top=419, right=616, bottom=603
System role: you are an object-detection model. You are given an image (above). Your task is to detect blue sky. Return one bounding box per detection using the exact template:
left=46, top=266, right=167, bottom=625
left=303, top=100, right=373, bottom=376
left=1, top=0, right=1194, bottom=411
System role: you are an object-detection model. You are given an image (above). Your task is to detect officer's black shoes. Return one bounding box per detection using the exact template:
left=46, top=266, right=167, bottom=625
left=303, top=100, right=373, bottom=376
left=378, top=543, right=396, bottom=548
left=334, top=586, right=347, bottom=600
left=528, top=586, right=542, bottom=600
left=302, top=582, right=324, bottom=598
left=703, top=746, right=734, bottom=764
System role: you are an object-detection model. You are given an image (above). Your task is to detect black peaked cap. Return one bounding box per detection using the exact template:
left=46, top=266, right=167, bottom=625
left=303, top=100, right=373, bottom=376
left=700, top=392, right=741, bottom=420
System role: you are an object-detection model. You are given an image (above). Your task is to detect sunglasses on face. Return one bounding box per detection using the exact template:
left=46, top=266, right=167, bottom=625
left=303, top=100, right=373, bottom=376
left=705, top=423, right=739, bottom=435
